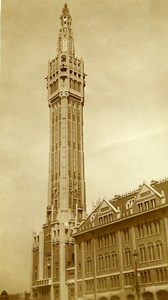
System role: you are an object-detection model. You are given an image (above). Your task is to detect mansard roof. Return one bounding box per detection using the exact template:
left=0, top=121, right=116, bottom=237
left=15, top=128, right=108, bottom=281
left=74, top=198, right=120, bottom=234
left=74, top=178, right=168, bottom=236
left=110, top=178, right=168, bottom=218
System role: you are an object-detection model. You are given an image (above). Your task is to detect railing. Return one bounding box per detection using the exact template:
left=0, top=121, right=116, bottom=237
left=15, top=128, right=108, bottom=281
left=66, top=267, right=75, bottom=280
left=36, top=278, right=52, bottom=287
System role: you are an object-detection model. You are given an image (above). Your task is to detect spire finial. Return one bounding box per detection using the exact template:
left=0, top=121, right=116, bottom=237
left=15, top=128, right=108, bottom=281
left=62, top=3, right=70, bottom=16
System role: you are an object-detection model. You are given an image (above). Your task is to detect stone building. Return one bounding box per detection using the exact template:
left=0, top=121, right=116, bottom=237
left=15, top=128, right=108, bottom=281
left=31, top=4, right=168, bottom=300
left=73, top=179, right=168, bottom=300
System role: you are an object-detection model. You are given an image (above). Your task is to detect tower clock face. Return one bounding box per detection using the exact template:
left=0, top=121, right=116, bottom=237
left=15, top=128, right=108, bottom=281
left=63, top=38, right=67, bottom=51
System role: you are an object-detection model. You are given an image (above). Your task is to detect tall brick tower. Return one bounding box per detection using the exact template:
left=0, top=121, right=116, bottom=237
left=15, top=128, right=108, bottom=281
left=31, top=4, right=86, bottom=300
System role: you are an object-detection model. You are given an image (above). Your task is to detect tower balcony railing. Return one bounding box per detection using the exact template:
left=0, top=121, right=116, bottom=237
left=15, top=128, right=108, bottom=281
left=36, top=278, right=52, bottom=287
left=66, top=266, right=75, bottom=280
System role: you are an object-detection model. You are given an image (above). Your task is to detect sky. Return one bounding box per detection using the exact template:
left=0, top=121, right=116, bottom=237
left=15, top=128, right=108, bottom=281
left=0, top=0, right=168, bottom=294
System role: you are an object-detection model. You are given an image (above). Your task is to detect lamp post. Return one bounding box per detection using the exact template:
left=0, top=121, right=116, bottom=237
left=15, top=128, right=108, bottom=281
left=133, top=250, right=141, bottom=300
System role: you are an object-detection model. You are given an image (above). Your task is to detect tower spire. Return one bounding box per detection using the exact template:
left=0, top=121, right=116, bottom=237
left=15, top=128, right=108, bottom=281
left=58, top=2, right=75, bottom=56
left=32, top=4, right=86, bottom=300
left=48, top=3, right=86, bottom=222
left=62, top=3, right=70, bottom=16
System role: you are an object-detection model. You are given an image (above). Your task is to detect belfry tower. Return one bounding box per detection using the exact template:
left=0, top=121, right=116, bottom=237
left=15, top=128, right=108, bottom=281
left=31, top=4, right=86, bottom=300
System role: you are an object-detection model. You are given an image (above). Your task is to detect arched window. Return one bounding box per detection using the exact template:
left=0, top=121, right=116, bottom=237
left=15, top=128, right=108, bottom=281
left=156, top=241, right=163, bottom=260
left=137, top=223, right=144, bottom=238
left=86, top=257, right=92, bottom=273
left=154, top=219, right=161, bottom=234
left=110, top=232, right=116, bottom=245
left=147, top=242, right=155, bottom=261
left=145, top=221, right=152, bottom=236
left=156, top=269, right=165, bottom=282
left=98, top=254, right=104, bottom=271
left=124, top=248, right=131, bottom=266
left=164, top=268, right=168, bottom=281
left=98, top=236, right=103, bottom=248
left=139, top=244, right=146, bottom=263
left=125, top=273, right=132, bottom=286
left=142, top=270, right=151, bottom=284
left=111, top=251, right=117, bottom=268
left=104, top=234, right=109, bottom=247
left=104, top=252, right=110, bottom=269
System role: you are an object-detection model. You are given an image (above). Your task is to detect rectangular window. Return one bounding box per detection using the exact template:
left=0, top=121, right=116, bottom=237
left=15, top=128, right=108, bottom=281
left=138, top=203, right=143, bottom=212
left=86, top=240, right=91, bottom=252
left=144, top=201, right=149, bottom=210
left=110, top=232, right=116, bottom=245
left=151, top=198, right=156, bottom=208
left=123, top=228, right=129, bottom=242
left=154, top=219, right=161, bottom=234
left=138, top=224, right=144, bottom=238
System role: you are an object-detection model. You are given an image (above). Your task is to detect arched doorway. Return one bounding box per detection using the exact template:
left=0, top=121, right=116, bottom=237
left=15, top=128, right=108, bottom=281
left=110, top=296, right=120, bottom=300
left=127, top=294, right=135, bottom=300
left=157, top=290, right=168, bottom=300
left=99, top=297, right=108, bottom=300
left=0, top=291, right=9, bottom=300
left=142, top=291, right=154, bottom=300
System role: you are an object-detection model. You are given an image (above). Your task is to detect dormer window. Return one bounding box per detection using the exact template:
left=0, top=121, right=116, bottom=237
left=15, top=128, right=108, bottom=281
left=151, top=198, right=156, bottom=208
left=138, top=203, right=143, bottom=212
left=144, top=201, right=149, bottom=210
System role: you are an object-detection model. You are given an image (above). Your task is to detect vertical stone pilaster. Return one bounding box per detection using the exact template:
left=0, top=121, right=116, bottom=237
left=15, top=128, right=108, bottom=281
left=118, top=229, right=125, bottom=297
left=60, top=223, right=68, bottom=300
left=74, top=242, right=78, bottom=300
left=93, top=236, right=97, bottom=300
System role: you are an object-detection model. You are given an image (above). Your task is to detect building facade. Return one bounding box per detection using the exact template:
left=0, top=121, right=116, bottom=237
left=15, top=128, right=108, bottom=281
left=31, top=4, right=86, bottom=300
left=31, top=4, right=168, bottom=300
left=74, top=179, right=168, bottom=300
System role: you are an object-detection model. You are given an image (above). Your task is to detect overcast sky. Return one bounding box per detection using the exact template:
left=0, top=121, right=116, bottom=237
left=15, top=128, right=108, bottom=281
left=1, top=0, right=168, bottom=294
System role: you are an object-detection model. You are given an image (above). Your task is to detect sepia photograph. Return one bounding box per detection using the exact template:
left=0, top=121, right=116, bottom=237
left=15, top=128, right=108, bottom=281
left=1, top=0, right=168, bottom=300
